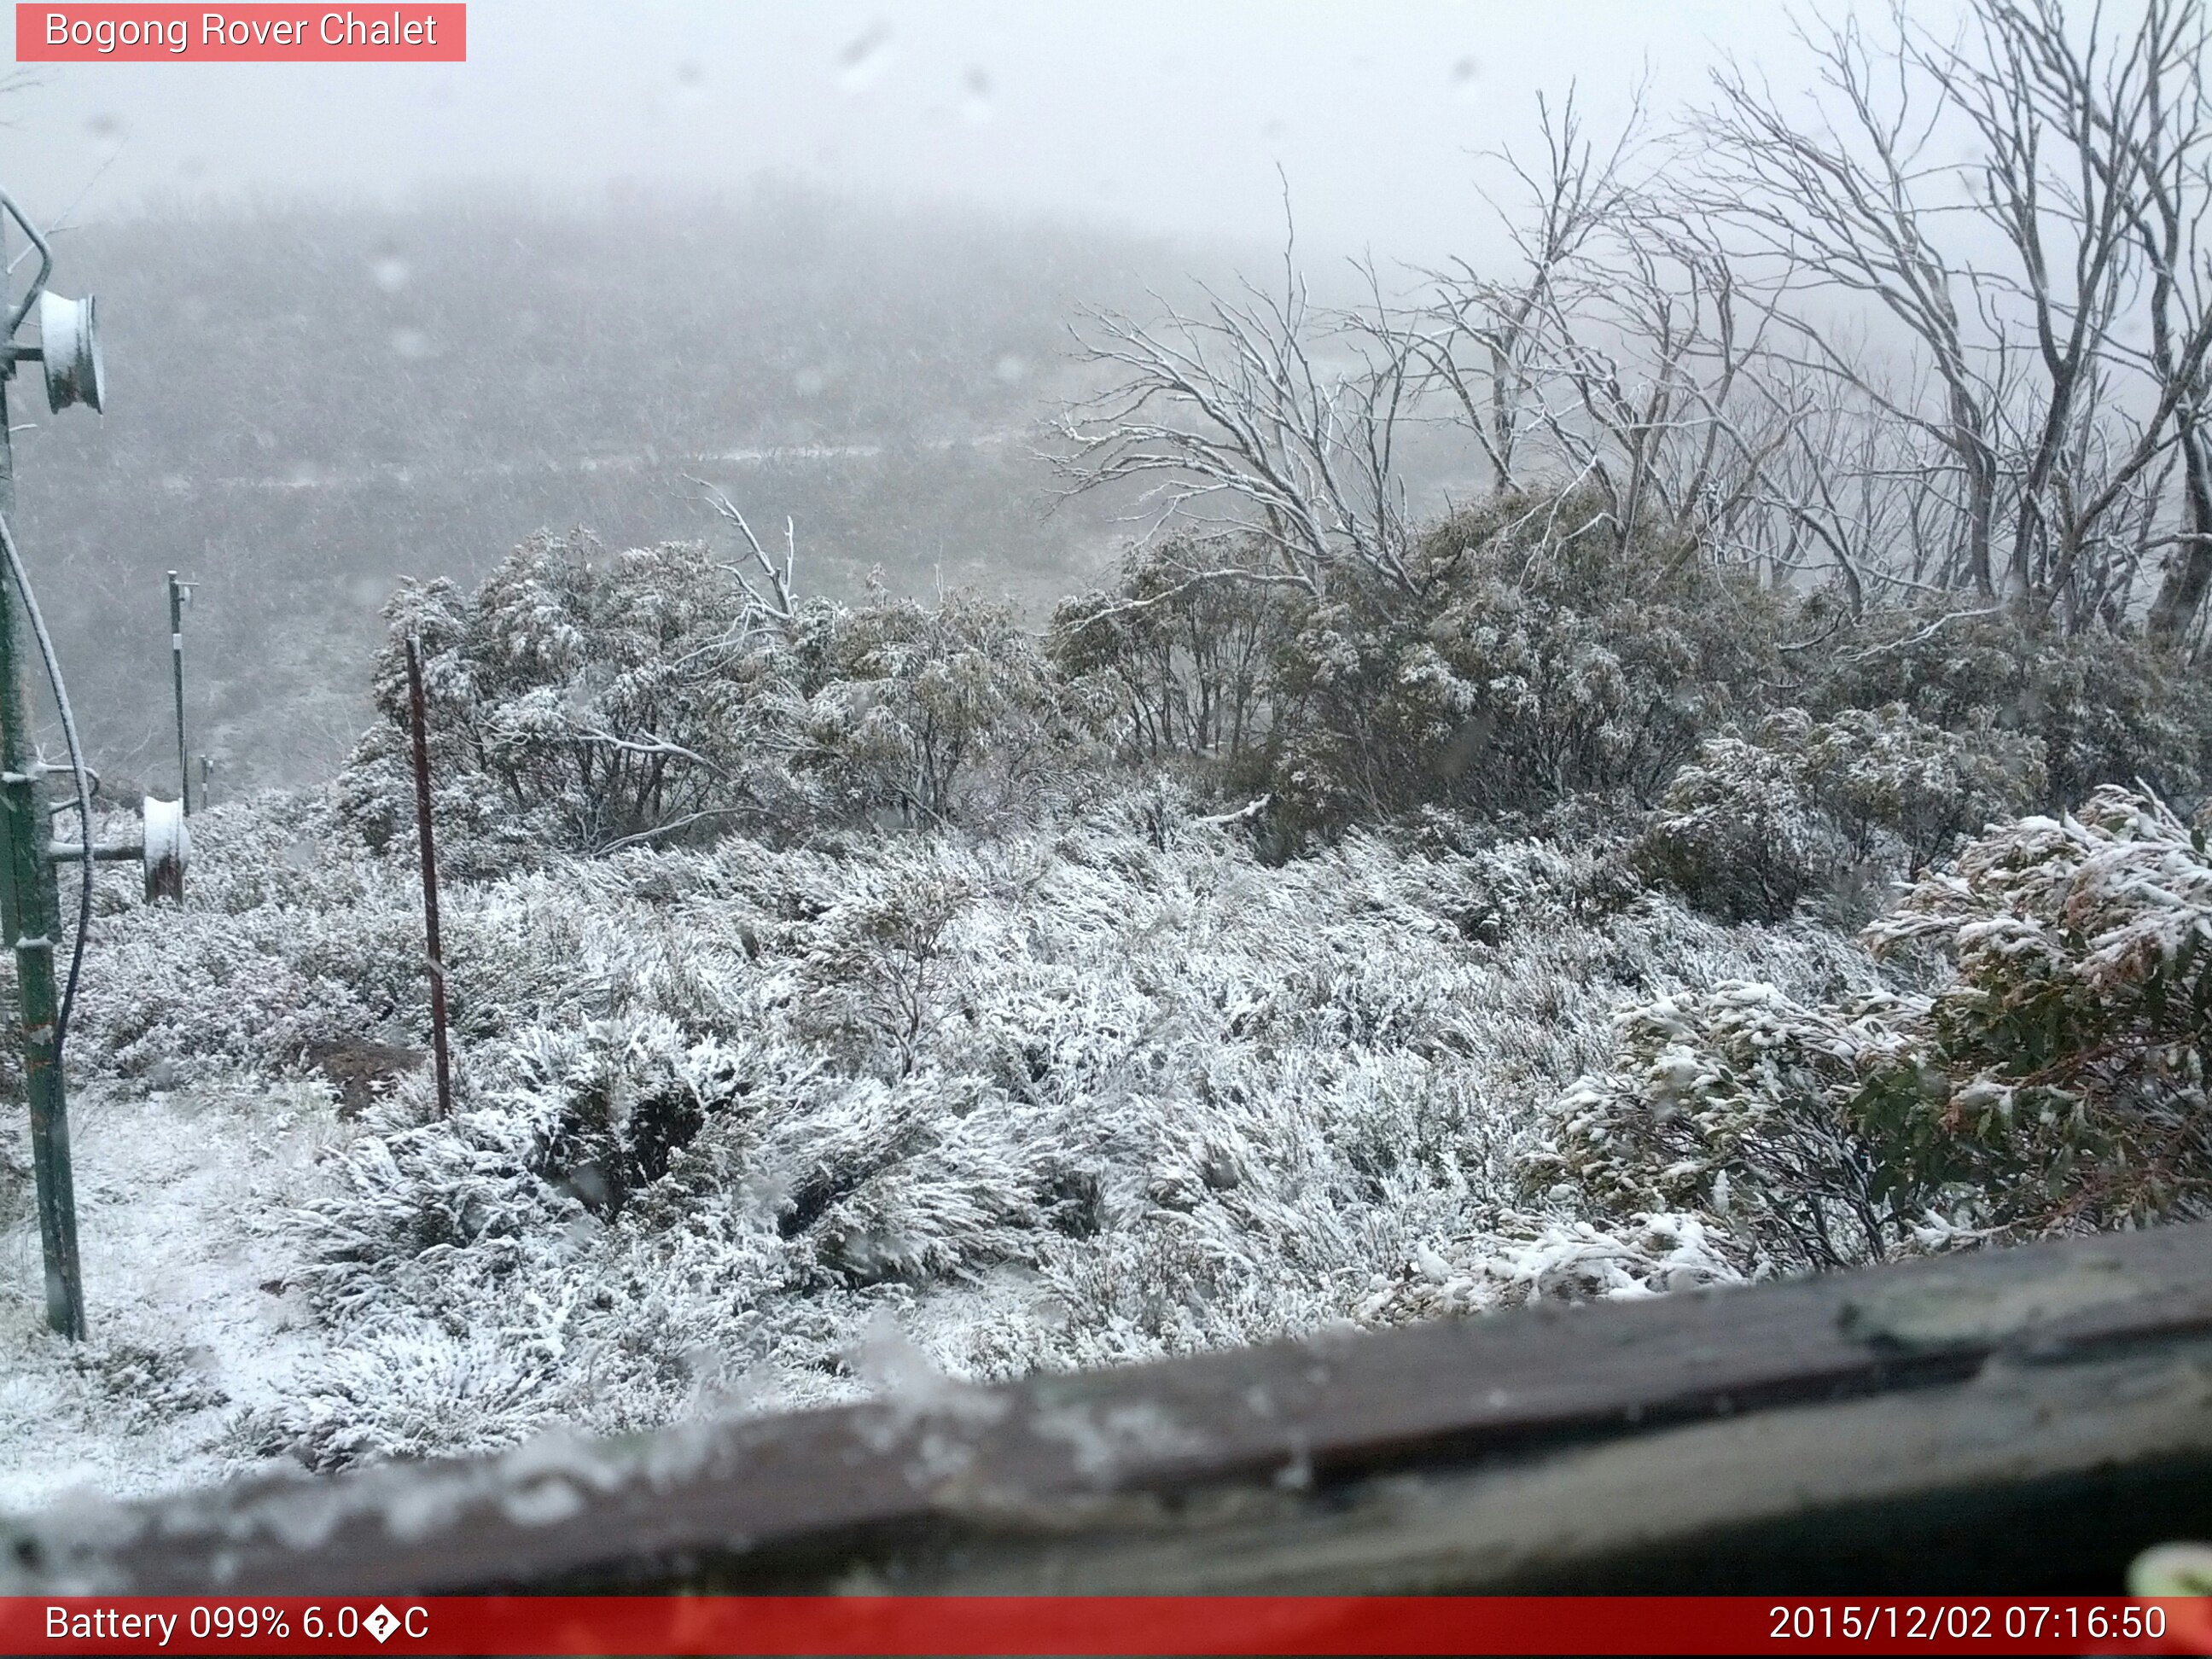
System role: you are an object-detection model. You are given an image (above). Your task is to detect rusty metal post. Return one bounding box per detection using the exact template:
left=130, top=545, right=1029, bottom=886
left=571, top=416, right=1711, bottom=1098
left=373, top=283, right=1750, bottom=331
left=405, top=635, right=451, bottom=1119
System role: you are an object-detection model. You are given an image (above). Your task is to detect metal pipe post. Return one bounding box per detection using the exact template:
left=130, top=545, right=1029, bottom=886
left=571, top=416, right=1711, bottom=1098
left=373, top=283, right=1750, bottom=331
left=0, top=375, right=85, bottom=1339
left=168, top=572, right=189, bottom=815
left=405, top=635, right=451, bottom=1119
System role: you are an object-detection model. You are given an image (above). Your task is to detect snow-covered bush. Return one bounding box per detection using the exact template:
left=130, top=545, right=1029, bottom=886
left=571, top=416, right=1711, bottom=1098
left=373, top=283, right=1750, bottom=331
left=1527, top=981, right=1936, bottom=1273
left=508, top=1016, right=756, bottom=1216
left=1354, top=1210, right=1747, bottom=1323
left=1265, top=497, right=1792, bottom=831
left=1794, top=705, right=2045, bottom=866
left=335, top=537, right=1097, bottom=864
left=67, top=800, right=401, bottom=1084
left=1863, top=787, right=2212, bottom=1232
left=1047, top=533, right=1294, bottom=765
left=1049, top=490, right=1793, bottom=846
left=1634, top=707, right=2043, bottom=922
left=337, top=532, right=813, bottom=864
left=1805, top=603, right=2212, bottom=810
left=795, top=846, right=973, bottom=1077
left=295, top=1119, right=575, bottom=1319
left=798, top=585, right=1089, bottom=829
left=1541, top=787, right=2212, bottom=1276
left=1633, top=734, right=1833, bottom=923
left=243, top=1324, right=562, bottom=1474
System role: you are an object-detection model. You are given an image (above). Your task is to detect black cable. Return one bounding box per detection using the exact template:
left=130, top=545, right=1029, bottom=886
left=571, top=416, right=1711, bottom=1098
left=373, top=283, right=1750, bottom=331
left=0, top=507, right=94, bottom=1050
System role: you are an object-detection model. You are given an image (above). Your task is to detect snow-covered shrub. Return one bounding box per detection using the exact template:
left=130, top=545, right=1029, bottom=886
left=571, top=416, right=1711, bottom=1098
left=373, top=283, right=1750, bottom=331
left=1633, top=733, right=1833, bottom=923
left=1047, top=532, right=1295, bottom=765
left=1050, top=489, right=1792, bottom=846
left=1794, top=705, right=2045, bottom=866
left=68, top=859, right=399, bottom=1085
left=334, top=538, right=1097, bottom=864
left=337, top=533, right=817, bottom=863
left=1805, top=603, right=2212, bottom=809
left=66, top=1339, right=230, bottom=1431
left=795, top=846, right=973, bottom=1077
left=1634, top=707, right=2043, bottom=922
left=1354, top=1211, right=1747, bottom=1323
left=509, top=1016, right=754, bottom=1216
left=1253, top=507, right=1779, bottom=835
left=0, top=1132, right=27, bottom=1238
left=247, top=1324, right=562, bottom=1474
left=296, top=1115, right=578, bottom=1319
left=1542, top=787, right=2212, bottom=1275
left=1527, top=981, right=1937, bottom=1273
left=797, top=585, right=1086, bottom=828
left=1862, top=787, right=2212, bottom=1232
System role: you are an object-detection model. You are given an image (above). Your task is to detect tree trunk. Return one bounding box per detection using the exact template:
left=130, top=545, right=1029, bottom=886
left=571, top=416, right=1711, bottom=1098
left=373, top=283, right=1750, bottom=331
left=2147, top=413, right=2212, bottom=645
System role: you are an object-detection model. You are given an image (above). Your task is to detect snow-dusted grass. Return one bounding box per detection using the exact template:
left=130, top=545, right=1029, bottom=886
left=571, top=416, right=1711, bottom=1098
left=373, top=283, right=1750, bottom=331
left=2, top=787, right=1873, bottom=1502
left=0, top=1080, right=346, bottom=1510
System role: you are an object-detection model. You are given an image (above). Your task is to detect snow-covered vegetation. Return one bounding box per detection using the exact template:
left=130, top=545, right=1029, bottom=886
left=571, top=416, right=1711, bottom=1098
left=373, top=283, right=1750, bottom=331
left=7, top=495, right=2212, bottom=1506
left=10, top=0, right=2212, bottom=1516
left=0, top=776, right=1837, bottom=1497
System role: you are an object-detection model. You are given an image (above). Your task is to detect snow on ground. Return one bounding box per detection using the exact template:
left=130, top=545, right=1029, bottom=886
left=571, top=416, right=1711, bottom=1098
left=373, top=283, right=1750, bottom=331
left=0, top=794, right=1875, bottom=1511
left=0, top=1080, right=347, bottom=1509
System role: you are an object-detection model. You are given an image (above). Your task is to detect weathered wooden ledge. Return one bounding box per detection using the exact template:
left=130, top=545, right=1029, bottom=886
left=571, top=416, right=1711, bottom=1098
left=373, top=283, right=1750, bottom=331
left=8, top=1221, right=2212, bottom=1596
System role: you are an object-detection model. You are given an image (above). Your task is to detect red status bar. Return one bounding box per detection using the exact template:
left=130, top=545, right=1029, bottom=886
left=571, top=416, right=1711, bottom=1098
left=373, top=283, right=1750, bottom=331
left=3, top=1595, right=2210, bottom=1656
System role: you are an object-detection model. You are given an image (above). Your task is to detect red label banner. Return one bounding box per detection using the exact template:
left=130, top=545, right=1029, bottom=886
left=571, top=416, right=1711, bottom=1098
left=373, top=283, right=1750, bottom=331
left=1, top=1595, right=2209, bottom=1656
left=15, top=5, right=464, bottom=61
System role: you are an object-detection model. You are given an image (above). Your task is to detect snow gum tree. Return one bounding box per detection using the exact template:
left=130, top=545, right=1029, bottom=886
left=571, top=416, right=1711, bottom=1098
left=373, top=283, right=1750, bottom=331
left=336, top=530, right=1092, bottom=860
left=338, top=531, right=812, bottom=863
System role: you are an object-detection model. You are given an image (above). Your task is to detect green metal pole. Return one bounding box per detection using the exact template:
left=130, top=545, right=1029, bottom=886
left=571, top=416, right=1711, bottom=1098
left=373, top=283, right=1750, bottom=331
left=0, top=374, right=85, bottom=1340
left=169, top=572, right=189, bottom=815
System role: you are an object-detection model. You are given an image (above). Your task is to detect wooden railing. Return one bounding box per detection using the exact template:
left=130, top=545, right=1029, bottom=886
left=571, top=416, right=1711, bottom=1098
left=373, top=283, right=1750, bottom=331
left=6, top=1220, right=2210, bottom=1596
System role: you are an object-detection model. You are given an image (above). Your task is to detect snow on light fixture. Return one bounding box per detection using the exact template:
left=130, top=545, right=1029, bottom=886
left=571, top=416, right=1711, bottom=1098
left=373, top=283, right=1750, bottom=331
left=38, top=288, right=104, bottom=413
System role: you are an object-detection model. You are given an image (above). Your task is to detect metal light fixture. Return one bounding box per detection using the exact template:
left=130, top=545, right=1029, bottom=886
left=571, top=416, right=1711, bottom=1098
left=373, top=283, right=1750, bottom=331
left=38, top=289, right=104, bottom=413
left=142, top=793, right=189, bottom=901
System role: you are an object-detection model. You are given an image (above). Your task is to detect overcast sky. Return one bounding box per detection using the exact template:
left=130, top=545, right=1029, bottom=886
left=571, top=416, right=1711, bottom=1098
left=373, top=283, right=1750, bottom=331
left=5, top=1, right=1844, bottom=263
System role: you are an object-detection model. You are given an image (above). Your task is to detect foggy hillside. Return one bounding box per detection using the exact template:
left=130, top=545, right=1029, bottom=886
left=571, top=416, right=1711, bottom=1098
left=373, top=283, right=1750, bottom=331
left=8, top=184, right=1201, bottom=789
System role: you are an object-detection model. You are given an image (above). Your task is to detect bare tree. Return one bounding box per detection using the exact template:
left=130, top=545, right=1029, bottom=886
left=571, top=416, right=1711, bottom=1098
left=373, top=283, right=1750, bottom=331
left=1938, top=0, right=2212, bottom=626
left=1691, top=9, right=2011, bottom=599
left=1054, top=253, right=1424, bottom=609
left=1055, top=87, right=1815, bottom=611
left=1414, top=89, right=1645, bottom=497
left=1753, top=364, right=1953, bottom=612
left=2117, top=0, right=2212, bottom=640
left=1058, top=0, right=2212, bottom=647
left=1693, top=0, right=2212, bottom=633
left=689, top=477, right=800, bottom=626
left=1516, top=201, right=1803, bottom=559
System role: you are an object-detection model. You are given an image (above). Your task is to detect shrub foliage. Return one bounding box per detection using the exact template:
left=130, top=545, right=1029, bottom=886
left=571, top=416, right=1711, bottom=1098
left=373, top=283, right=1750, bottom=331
left=33, top=483, right=2212, bottom=1491
left=1534, top=787, right=2212, bottom=1275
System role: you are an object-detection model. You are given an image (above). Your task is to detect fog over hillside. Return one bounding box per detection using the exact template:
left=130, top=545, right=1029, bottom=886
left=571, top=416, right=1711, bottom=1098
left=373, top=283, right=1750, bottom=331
left=9, top=185, right=1202, bottom=788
